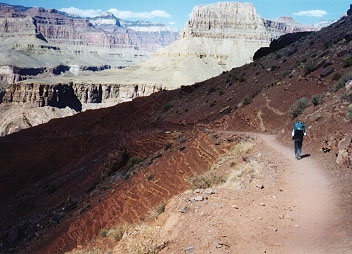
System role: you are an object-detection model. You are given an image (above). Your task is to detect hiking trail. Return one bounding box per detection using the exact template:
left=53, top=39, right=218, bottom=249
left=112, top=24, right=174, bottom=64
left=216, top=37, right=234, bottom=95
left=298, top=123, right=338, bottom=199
left=152, top=131, right=350, bottom=254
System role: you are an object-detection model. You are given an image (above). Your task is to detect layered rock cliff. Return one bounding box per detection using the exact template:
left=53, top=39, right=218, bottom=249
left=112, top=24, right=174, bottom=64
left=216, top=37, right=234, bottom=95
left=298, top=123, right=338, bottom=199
left=1, top=78, right=164, bottom=135
left=263, top=16, right=315, bottom=39
left=3, top=81, right=163, bottom=108
left=181, top=2, right=270, bottom=40
left=0, top=3, right=178, bottom=87
left=0, top=2, right=317, bottom=136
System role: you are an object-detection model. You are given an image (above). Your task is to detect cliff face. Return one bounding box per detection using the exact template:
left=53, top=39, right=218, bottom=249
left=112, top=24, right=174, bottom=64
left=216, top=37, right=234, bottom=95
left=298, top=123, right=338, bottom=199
left=181, top=2, right=270, bottom=41
left=263, top=17, right=315, bottom=39
left=1, top=81, right=163, bottom=136
left=0, top=4, right=178, bottom=84
left=0, top=5, right=178, bottom=51
left=3, top=82, right=163, bottom=107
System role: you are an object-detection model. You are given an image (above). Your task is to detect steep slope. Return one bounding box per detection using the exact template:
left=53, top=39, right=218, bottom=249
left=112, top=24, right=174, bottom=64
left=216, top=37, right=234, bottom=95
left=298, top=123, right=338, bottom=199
left=1, top=5, right=352, bottom=254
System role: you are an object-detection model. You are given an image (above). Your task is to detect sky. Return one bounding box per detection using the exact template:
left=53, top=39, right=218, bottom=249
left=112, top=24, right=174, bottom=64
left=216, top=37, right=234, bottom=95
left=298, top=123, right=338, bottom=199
left=4, top=0, right=351, bottom=29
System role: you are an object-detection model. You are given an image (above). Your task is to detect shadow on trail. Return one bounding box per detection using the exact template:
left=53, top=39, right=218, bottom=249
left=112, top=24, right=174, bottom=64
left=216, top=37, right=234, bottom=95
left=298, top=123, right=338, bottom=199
left=301, top=154, right=311, bottom=159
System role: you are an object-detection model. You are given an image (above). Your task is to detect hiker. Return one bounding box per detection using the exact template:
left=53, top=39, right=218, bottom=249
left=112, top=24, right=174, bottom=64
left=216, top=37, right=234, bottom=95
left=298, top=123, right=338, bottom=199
left=292, top=121, right=306, bottom=160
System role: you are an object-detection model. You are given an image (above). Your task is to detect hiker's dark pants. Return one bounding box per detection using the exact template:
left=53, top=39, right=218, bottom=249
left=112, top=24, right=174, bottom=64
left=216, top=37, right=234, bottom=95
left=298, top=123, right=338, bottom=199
left=294, top=139, right=303, bottom=158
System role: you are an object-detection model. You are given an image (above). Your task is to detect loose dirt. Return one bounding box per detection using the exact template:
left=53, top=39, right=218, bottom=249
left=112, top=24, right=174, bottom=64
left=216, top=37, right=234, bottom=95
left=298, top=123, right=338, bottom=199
left=152, top=131, right=351, bottom=254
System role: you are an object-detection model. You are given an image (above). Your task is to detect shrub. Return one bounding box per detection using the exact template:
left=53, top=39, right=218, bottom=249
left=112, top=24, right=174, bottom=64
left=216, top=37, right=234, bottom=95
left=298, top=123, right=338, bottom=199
left=304, top=63, right=316, bottom=76
left=99, top=229, right=108, bottom=238
left=125, top=224, right=159, bottom=254
left=243, top=96, right=253, bottom=106
left=210, top=100, right=216, bottom=107
left=333, top=80, right=346, bottom=92
left=343, top=55, right=352, bottom=68
left=275, top=53, right=282, bottom=60
left=127, top=157, right=141, bottom=168
left=187, top=169, right=225, bottom=190
left=311, top=94, right=322, bottom=106
left=106, top=224, right=132, bottom=242
left=332, top=73, right=342, bottom=81
left=207, top=87, right=216, bottom=94
left=271, top=65, right=279, bottom=71
left=254, top=88, right=263, bottom=97
left=239, top=77, right=246, bottom=83
left=346, top=104, right=352, bottom=120
left=289, top=97, right=309, bottom=119
left=151, top=200, right=167, bottom=218
left=162, top=103, right=173, bottom=112
left=145, top=172, right=154, bottom=181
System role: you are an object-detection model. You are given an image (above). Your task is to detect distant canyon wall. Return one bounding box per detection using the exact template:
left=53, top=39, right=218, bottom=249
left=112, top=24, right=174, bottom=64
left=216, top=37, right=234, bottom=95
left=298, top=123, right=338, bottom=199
left=0, top=4, right=178, bottom=88
left=0, top=2, right=319, bottom=136
left=3, top=82, right=163, bottom=108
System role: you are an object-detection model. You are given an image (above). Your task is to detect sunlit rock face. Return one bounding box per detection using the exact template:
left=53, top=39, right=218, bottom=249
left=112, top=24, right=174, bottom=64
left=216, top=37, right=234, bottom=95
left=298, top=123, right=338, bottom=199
left=0, top=2, right=316, bottom=136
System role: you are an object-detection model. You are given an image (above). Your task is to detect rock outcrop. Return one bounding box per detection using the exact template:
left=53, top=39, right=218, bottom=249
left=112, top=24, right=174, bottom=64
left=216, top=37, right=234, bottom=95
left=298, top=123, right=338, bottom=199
left=263, top=17, right=315, bottom=39
left=3, top=81, right=163, bottom=108
left=181, top=2, right=270, bottom=40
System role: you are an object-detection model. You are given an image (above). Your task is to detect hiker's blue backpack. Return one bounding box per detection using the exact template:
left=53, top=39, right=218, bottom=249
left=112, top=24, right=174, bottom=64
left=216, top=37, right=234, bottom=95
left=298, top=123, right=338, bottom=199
left=293, top=121, right=305, bottom=140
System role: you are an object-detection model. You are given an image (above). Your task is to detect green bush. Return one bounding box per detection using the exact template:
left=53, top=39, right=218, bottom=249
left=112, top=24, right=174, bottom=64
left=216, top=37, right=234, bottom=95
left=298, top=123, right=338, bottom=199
left=346, top=104, right=352, bottom=120
left=127, top=157, right=141, bottom=168
left=332, top=73, right=342, bottom=81
left=243, top=96, right=253, bottom=106
left=333, top=80, right=346, bottom=92
left=275, top=54, right=282, bottom=60
left=289, top=97, right=309, bottom=119
left=304, top=63, right=316, bottom=76
left=151, top=200, right=167, bottom=218
left=210, top=100, right=216, bottom=107
left=207, top=87, right=216, bottom=94
left=99, top=229, right=108, bottom=238
left=162, top=103, right=173, bottom=112
left=311, top=94, right=322, bottom=106
left=343, top=55, right=352, bottom=68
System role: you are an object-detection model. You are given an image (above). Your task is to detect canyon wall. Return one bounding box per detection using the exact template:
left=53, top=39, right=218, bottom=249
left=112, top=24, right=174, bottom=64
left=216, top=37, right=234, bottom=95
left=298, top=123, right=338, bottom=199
left=0, top=2, right=317, bottom=136
left=0, top=4, right=178, bottom=88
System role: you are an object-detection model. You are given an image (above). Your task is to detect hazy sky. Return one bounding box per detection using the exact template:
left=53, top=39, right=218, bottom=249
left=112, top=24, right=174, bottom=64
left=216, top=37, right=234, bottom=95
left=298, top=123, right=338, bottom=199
left=5, top=0, right=351, bottom=29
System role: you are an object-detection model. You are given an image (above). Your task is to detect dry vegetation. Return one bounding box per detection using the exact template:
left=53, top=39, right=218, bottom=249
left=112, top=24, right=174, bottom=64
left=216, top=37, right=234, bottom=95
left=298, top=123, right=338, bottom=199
left=113, top=224, right=161, bottom=254
left=186, top=169, right=226, bottom=190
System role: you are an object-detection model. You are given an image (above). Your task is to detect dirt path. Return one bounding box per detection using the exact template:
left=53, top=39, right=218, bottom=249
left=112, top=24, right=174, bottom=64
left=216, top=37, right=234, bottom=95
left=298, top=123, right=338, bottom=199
left=258, top=134, right=348, bottom=253
left=153, top=131, right=351, bottom=254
